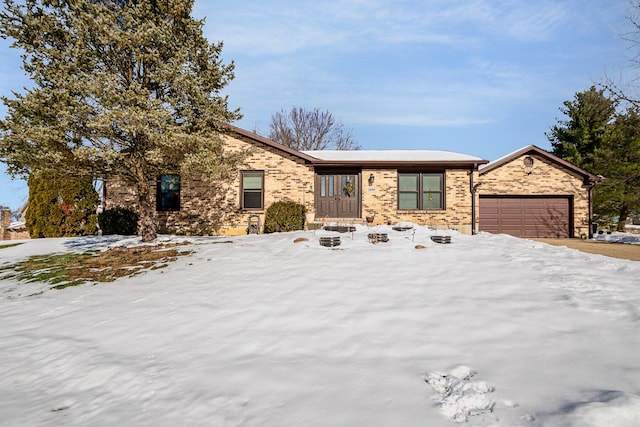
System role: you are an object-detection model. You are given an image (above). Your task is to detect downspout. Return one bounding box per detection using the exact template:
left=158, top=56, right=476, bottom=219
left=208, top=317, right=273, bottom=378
left=469, top=164, right=483, bottom=235
left=587, top=175, right=605, bottom=239
left=588, top=181, right=594, bottom=239
left=469, top=165, right=476, bottom=235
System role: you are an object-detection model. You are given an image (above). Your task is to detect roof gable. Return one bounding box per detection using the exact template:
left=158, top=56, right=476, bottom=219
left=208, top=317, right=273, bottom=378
left=479, top=145, right=597, bottom=182
left=225, top=124, right=318, bottom=163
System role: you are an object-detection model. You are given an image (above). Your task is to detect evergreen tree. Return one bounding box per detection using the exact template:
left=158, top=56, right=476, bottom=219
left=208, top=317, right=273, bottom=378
left=25, top=170, right=99, bottom=238
left=592, top=109, right=640, bottom=230
left=548, top=88, right=640, bottom=230
left=546, top=86, right=617, bottom=170
left=0, top=0, right=246, bottom=241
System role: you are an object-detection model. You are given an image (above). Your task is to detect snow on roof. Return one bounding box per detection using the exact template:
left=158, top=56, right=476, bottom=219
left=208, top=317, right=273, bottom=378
left=8, top=221, right=26, bottom=230
left=478, top=145, right=536, bottom=171
left=301, top=150, right=484, bottom=162
left=478, top=145, right=596, bottom=180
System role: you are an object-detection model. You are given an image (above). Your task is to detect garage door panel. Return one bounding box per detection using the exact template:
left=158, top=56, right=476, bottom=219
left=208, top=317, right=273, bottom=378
left=480, top=197, right=570, bottom=238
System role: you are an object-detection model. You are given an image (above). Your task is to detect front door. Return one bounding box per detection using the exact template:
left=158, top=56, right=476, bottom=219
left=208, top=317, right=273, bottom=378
left=315, top=171, right=360, bottom=218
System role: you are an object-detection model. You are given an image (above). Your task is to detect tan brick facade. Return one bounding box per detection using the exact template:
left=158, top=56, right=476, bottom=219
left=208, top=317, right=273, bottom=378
left=479, top=152, right=592, bottom=238
left=104, top=130, right=483, bottom=236
left=105, top=133, right=315, bottom=236
left=223, top=134, right=315, bottom=235
left=361, top=168, right=478, bottom=234
left=0, top=209, right=29, bottom=241
left=105, top=133, right=596, bottom=238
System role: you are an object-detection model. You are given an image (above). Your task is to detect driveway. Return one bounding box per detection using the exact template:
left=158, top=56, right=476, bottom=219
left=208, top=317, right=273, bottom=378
left=531, top=238, right=640, bottom=262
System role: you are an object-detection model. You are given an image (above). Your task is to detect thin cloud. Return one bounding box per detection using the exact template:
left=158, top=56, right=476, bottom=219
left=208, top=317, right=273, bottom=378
left=198, top=0, right=579, bottom=58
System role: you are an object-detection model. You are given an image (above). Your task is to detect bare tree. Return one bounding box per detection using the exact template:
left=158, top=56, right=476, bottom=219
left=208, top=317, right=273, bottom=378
left=268, top=107, right=361, bottom=150
left=602, top=1, right=640, bottom=107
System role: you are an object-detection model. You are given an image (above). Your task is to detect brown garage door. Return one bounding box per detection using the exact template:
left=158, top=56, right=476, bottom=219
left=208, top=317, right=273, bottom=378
left=479, top=196, right=571, bottom=238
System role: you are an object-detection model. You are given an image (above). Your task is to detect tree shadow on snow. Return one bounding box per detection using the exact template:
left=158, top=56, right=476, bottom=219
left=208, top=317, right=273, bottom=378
left=537, top=389, right=627, bottom=425
left=62, top=235, right=135, bottom=251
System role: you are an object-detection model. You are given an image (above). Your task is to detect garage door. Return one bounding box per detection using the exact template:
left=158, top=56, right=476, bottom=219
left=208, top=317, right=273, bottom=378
left=479, top=196, right=571, bottom=238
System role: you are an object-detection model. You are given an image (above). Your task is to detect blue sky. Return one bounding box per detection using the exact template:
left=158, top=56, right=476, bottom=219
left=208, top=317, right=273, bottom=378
left=0, top=0, right=634, bottom=210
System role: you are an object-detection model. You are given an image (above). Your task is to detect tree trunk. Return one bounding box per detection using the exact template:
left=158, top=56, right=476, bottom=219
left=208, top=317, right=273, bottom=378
left=616, top=205, right=630, bottom=232
left=135, top=171, right=157, bottom=242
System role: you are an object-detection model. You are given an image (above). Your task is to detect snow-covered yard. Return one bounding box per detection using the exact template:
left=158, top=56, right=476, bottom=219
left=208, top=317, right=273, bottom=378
left=1, top=226, right=639, bottom=426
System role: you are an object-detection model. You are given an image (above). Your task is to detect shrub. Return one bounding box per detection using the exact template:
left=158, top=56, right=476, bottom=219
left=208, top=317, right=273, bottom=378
left=26, top=170, right=99, bottom=238
left=263, top=201, right=306, bottom=233
left=98, top=208, right=138, bottom=235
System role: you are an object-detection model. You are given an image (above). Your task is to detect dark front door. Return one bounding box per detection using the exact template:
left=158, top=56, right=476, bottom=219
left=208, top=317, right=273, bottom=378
left=315, top=171, right=360, bottom=218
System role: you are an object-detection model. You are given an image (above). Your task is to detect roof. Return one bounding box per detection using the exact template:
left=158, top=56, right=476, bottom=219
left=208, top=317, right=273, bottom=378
left=302, top=150, right=484, bottom=162
left=225, top=125, right=487, bottom=168
left=8, top=221, right=26, bottom=230
left=224, top=124, right=318, bottom=163
left=303, top=149, right=487, bottom=168
left=479, top=145, right=597, bottom=182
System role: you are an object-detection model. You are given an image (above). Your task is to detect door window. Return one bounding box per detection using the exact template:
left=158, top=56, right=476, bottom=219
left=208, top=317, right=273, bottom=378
left=342, top=175, right=356, bottom=197
left=321, top=176, right=335, bottom=197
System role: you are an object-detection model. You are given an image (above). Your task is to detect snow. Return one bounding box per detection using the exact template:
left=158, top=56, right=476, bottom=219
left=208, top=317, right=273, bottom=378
left=7, top=220, right=25, bottom=230
left=595, top=231, right=640, bottom=245
left=478, top=145, right=535, bottom=172
left=302, top=150, right=485, bottom=162
left=1, top=226, right=640, bottom=426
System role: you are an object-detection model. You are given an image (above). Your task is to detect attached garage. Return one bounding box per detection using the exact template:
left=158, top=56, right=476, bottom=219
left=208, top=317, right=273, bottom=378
left=479, top=196, right=571, bottom=238
left=478, top=146, right=597, bottom=239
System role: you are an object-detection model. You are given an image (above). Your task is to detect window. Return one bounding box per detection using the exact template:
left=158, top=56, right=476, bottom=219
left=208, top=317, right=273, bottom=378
left=241, top=171, right=264, bottom=209
left=320, top=175, right=334, bottom=197
left=398, top=172, right=444, bottom=210
left=157, top=175, right=181, bottom=211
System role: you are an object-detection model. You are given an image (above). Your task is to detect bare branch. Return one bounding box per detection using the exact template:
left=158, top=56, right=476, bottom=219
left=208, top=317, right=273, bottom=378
left=268, top=106, right=361, bottom=150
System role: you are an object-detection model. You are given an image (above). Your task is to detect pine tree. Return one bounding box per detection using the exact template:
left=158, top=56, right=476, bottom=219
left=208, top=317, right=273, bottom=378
left=546, top=86, right=617, bottom=170
left=593, top=109, right=640, bottom=230
left=25, top=170, right=99, bottom=238
left=548, top=88, right=640, bottom=230
left=0, top=0, right=246, bottom=241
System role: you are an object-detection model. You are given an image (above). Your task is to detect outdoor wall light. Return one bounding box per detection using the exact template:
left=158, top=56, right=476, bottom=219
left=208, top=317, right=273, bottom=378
left=368, top=173, right=375, bottom=186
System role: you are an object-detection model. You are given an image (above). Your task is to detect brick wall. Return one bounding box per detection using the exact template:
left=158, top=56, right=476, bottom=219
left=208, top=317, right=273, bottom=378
left=479, top=153, right=591, bottom=237
left=0, top=209, right=29, bottom=241
left=104, top=131, right=484, bottom=236
left=105, top=133, right=315, bottom=236
left=220, top=134, right=315, bottom=235
left=361, top=168, right=477, bottom=234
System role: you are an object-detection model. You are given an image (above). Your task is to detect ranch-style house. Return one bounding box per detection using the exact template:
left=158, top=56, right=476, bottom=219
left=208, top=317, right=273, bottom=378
left=104, top=126, right=598, bottom=239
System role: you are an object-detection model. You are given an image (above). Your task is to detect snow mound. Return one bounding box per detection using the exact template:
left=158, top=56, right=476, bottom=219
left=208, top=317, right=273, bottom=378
left=424, top=366, right=495, bottom=423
